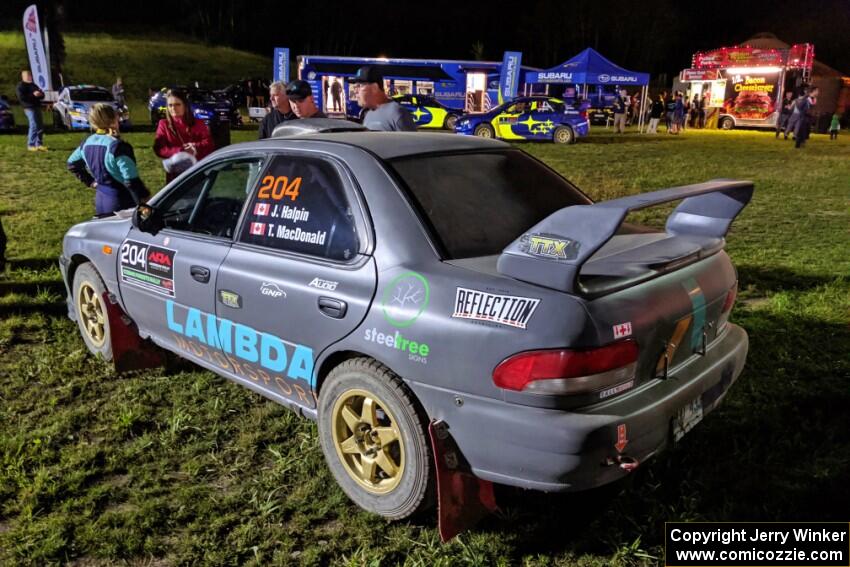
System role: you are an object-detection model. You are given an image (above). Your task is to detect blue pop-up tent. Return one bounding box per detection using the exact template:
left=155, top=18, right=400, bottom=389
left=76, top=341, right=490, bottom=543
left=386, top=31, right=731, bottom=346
left=529, top=48, right=651, bottom=131
left=528, top=48, right=649, bottom=86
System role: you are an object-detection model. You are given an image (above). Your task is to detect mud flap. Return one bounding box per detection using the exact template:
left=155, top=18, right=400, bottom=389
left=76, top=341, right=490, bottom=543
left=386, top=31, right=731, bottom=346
left=103, top=291, right=166, bottom=373
left=428, top=419, right=498, bottom=541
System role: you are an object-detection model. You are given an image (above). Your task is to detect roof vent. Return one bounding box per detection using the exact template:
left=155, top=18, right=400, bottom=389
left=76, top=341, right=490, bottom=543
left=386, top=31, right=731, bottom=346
left=271, top=118, right=368, bottom=138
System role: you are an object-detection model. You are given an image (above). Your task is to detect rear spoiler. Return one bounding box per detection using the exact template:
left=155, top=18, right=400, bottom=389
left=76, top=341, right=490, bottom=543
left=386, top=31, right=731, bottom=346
left=496, top=179, right=754, bottom=294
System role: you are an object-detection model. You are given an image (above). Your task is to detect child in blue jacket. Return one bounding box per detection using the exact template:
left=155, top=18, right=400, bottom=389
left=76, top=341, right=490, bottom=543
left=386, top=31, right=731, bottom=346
left=67, top=103, right=149, bottom=215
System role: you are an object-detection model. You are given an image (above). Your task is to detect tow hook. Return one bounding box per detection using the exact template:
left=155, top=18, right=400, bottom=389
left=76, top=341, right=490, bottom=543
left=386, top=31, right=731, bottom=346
left=603, top=455, right=640, bottom=472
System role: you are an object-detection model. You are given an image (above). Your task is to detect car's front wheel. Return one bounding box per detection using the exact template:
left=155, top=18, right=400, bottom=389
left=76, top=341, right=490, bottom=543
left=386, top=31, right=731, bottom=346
left=52, top=109, right=65, bottom=130
left=553, top=125, right=575, bottom=144
left=318, top=358, right=434, bottom=520
left=719, top=116, right=735, bottom=130
left=473, top=123, right=495, bottom=138
left=444, top=114, right=459, bottom=130
left=73, top=262, right=113, bottom=361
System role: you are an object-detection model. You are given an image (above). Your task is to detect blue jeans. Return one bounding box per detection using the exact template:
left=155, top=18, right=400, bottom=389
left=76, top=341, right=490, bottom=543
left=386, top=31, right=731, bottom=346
left=23, top=107, right=44, bottom=147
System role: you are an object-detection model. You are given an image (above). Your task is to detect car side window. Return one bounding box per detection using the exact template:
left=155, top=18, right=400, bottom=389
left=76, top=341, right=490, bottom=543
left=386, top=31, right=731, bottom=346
left=239, top=155, right=360, bottom=262
left=156, top=158, right=264, bottom=238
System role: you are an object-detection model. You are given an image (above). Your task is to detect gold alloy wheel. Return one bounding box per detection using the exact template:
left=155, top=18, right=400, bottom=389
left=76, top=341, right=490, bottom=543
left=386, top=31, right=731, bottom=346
left=77, top=281, right=107, bottom=347
left=331, top=388, right=405, bottom=494
left=555, top=128, right=571, bottom=143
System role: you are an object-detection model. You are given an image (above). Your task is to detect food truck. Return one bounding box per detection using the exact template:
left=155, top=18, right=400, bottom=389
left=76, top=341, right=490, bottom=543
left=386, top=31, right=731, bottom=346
left=297, top=55, right=543, bottom=119
left=679, top=43, right=814, bottom=130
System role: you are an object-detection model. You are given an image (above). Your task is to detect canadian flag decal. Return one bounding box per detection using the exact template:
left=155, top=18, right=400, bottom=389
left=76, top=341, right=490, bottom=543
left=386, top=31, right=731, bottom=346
left=613, top=322, right=633, bottom=339
left=254, top=202, right=270, bottom=216
left=250, top=222, right=266, bottom=236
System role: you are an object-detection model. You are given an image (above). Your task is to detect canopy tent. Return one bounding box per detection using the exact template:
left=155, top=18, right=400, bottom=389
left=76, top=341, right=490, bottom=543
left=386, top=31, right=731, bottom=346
left=529, top=48, right=651, bottom=132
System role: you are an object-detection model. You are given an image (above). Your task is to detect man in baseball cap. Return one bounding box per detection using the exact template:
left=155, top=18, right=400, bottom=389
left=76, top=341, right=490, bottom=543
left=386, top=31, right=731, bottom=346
left=285, top=80, right=326, bottom=119
left=349, top=66, right=416, bottom=132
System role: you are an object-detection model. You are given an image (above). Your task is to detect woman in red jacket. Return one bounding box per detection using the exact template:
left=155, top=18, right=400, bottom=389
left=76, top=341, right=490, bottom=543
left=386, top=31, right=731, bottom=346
left=153, top=89, right=214, bottom=182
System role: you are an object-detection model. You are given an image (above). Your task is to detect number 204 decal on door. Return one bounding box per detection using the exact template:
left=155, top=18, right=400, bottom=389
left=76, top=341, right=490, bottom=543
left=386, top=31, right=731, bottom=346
left=119, top=239, right=178, bottom=297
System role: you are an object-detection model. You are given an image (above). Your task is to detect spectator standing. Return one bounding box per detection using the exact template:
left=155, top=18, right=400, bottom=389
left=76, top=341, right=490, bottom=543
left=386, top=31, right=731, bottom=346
left=285, top=80, right=327, bottom=119
left=350, top=66, right=416, bottom=131
left=330, top=78, right=343, bottom=113
left=258, top=81, right=297, bottom=139
left=112, top=77, right=126, bottom=107
left=784, top=91, right=806, bottom=139
left=245, top=80, right=256, bottom=108
left=647, top=95, right=664, bottom=134
left=795, top=87, right=818, bottom=149
left=153, top=89, right=214, bottom=183
left=665, top=92, right=676, bottom=133
left=16, top=70, right=46, bottom=151
left=828, top=113, right=840, bottom=140
left=690, top=95, right=700, bottom=128
left=629, top=92, right=639, bottom=125
left=612, top=89, right=627, bottom=134
left=672, top=92, right=685, bottom=134
left=698, top=94, right=707, bottom=128
left=67, top=103, right=149, bottom=215
left=775, top=91, right=794, bottom=138
left=254, top=80, right=266, bottom=108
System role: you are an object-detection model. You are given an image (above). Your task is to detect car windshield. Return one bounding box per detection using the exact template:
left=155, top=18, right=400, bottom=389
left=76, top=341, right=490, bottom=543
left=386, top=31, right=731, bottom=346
left=389, top=150, right=591, bottom=259
left=189, top=90, right=217, bottom=103
left=71, top=89, right=113, bottom=102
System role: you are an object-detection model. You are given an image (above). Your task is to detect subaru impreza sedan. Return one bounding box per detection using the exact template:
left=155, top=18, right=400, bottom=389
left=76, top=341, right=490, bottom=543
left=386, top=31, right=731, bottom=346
left=60, top=122, right=750, bottom=522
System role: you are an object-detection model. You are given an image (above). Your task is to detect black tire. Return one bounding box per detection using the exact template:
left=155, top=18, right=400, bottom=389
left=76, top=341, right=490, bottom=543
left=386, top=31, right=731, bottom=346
left=719, top=116, right=735, bottom=130
left=52, top=109, right=65, bottom=130
left=73, top=262, right=113, bottom=361
left=473, top=123, right=494, bottom=138
left=444, top=113, right=459, bottom=131
left=553, top=125, right=575, bottom=144
left=318, top=358, right=434, bottom=520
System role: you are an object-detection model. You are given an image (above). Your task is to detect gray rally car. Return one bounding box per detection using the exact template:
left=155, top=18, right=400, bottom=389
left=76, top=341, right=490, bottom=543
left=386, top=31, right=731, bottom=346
left=60, top=122, right=750, bottom=525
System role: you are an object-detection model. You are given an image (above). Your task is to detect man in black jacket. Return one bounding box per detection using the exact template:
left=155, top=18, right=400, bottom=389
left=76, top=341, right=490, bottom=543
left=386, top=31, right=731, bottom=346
left=16, top=70, right=46, bottom=151
left=258, top=81, right=297, bottom=139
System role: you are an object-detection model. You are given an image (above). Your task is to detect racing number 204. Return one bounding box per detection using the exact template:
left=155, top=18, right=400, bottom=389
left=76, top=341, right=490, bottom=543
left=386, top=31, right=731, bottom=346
left=258, top=176, right=301, bottom=201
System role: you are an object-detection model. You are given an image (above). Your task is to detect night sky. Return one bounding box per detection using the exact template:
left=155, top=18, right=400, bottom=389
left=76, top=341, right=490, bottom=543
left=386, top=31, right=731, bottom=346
left=2, top=0, right=849, bottom=78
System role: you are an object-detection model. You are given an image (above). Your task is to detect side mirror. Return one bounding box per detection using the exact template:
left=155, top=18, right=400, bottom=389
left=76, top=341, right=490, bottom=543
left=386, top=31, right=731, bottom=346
left=132, top=203, right=163, bottom=235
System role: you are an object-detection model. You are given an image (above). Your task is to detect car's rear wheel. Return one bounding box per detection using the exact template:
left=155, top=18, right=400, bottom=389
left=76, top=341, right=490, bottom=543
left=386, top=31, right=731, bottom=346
left=318, top=358, right=434, bottom=520
left=444, top=114, right=459, bottom=130
left=473, top=123, right=494, bottom=138
left=719, top=116, right=735, bottom=130
left=553, top=125, right=575, bottom=144
left=73, top=262, right=113, bottom=361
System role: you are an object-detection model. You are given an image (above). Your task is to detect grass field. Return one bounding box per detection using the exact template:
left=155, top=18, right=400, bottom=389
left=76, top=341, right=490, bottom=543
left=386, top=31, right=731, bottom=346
left=1, top=124, right=849, bottom=566
left=0, top=31, right=269, bottom=126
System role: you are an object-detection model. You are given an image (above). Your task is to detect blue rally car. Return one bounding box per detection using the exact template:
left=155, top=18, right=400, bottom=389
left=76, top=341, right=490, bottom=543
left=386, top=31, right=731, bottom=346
left=148, top=87, right=242, bottom=127
left=456, top=96, right=590, bottom=144
left=52, top=85, right=131, bottom=131
left=392, top=94, right=463, bottom=130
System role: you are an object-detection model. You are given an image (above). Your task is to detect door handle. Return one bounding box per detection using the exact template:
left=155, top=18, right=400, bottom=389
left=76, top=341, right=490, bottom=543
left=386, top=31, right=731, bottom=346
left=190, top=265, right=210, bottom=283
left=318, top=297, right=347, bottom=319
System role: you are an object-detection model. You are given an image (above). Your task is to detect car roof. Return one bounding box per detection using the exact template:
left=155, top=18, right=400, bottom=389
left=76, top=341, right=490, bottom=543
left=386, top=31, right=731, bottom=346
left=241, top=131, right=508, bottom=160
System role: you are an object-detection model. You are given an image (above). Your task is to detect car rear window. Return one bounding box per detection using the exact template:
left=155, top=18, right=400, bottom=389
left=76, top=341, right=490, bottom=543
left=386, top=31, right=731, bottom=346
left=389, top=150, right=591, bottom=259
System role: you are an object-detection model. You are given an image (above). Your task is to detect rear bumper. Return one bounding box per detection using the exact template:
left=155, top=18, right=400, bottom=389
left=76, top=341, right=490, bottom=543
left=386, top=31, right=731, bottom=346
left=410, top=323, right=748, bottom=492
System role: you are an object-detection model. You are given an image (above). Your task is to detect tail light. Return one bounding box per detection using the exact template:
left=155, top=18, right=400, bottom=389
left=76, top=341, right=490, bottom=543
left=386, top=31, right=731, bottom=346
left=721, top=285, right=737, bottom=313
left=580, top=110, right=588, bottom=121
left=717, top=284, right=738, bottom=334
left=493, top=340, right=638, bottom=395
